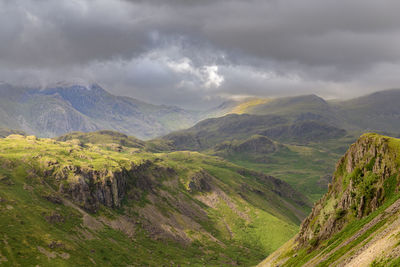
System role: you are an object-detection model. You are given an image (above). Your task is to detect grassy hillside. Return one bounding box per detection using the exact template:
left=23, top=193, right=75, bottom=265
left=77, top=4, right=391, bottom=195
left=247, top=95, right=334, bottom=121
left=229, top=98, right=272, bottom=115
left=221, top=140, right=351, bottom=203
left=260, top=133, right=400, bottom=266
left=0, top=134, right=309, bottom=266
left=56, top=130, right=145, bottom=149
left=224, top=89, right=400, bottom=136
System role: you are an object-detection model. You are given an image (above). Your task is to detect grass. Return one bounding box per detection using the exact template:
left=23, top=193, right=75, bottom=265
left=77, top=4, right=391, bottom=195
left=222, top=143, right=342, bottom=203
left=229, top=98, right=271, bottom=115
left=0, top=134, right=305, bottom=266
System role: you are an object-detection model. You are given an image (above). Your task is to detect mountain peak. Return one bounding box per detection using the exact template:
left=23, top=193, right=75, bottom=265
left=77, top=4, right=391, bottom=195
left=42, top=79, right=98, bottom=90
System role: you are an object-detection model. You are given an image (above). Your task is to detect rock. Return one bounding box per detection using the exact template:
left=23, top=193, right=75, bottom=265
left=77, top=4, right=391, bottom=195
left=42, top=193, right=63, bottom=204
left=48, top=241, right=65, bottom=249
left=317, top=175, right=331, bottom=190
left=0, top=175, right=14, bottom=185
left=51, top=160, right=157, bottom=212
left=188, top=171, right=212, bottom=193
left=45, top=212, right=65, bottom=224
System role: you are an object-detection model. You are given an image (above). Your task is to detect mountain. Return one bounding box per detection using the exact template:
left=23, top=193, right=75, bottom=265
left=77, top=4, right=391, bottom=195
left=163, top=114, right=346, bottom=151
left=247, top=94, right=335, bottom=123
left=228, top=89, right=400, bottom=135
left=0, top=133, right=309, bottom=266
left=335, top=89, right=400, bottom=133
left=260, top=133, right=400, bottom=266
left=2, top=83, right=400, bottom=141
left=0, top=83, right=203, bottom=139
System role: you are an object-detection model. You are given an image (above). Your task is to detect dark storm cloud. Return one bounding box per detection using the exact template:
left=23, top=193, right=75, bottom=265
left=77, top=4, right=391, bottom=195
left=0, top=0, right=400, bottom=108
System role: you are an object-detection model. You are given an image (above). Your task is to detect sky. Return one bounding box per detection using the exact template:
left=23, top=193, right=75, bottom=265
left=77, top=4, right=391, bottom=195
left=1, top=0, right=400, bottom=109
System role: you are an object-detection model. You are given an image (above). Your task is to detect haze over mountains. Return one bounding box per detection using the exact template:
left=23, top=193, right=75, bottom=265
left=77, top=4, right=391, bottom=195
left=0, top=83, right=202, bottom=139
left=2, top=82, right=400, bottom=140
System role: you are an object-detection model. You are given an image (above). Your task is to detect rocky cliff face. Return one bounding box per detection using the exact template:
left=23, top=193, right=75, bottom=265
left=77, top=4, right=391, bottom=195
left=297, top=133, right=399, bottom=247
left=42, top=159, right=158, bottom=212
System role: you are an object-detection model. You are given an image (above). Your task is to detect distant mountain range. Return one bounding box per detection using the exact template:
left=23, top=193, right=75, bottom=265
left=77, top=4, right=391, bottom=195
left=163, top=89, right=400, bottom=149
left=0, top=83, right=205, bottom=139
left=1, top=82, right=400, bottom=140
left=231, top=89, right=400, bottom=134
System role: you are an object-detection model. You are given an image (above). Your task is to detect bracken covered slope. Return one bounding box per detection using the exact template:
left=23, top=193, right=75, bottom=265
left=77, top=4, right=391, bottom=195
left=0, top=134, right=308, bottom=266
left=260, top=133, right=400, bottom=266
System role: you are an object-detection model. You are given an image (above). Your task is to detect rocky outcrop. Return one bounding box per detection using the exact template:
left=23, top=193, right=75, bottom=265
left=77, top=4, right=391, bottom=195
left=44, top=160, right=157, bottom=212
left=188, top=170, right=212, bottom=193
left=59, top=168, right=128, bottom=212
left=296, top=133, right=399, bottom=247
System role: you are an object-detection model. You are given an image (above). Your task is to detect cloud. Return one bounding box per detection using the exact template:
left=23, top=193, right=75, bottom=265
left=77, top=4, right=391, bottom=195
left=0, top=0, right=400, bottom=108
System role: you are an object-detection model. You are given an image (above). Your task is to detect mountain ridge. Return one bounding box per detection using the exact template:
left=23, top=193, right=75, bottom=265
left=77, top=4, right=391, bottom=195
left=0, top=83, right=205, bottom=139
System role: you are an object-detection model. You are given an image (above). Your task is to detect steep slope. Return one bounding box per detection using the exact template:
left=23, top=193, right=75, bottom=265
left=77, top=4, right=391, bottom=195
left=0, top=134, right=309, bottom=266
left=0, top=83, right=202, bottom=139
left=260, top=133, right=400, bottom=266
